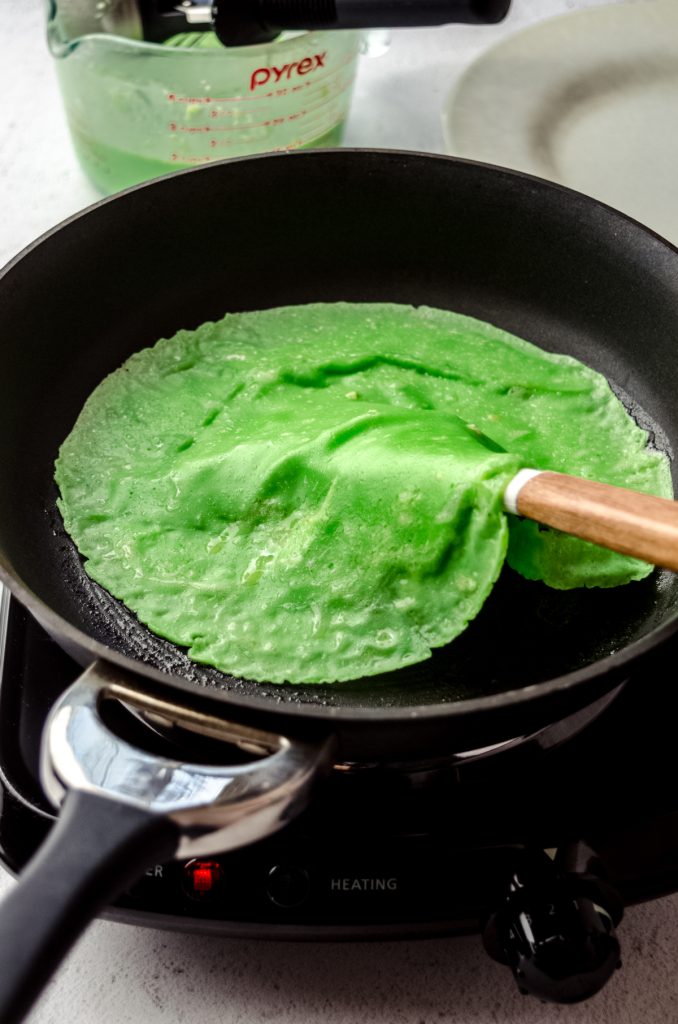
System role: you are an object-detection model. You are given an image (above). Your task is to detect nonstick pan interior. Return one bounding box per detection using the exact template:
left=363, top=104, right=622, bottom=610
left=2, top=150, right=678, bottom=722
left=53, top=506, right=676, bottom=710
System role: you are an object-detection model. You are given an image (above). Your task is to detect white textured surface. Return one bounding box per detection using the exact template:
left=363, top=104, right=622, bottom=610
left=4, top=1, right=678, bottom=1022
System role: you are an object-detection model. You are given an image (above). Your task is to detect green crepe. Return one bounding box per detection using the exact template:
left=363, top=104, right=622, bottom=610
left=55, top=303, right=672, bottom=683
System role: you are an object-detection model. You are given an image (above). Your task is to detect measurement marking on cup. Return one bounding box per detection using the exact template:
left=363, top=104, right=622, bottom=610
left=171, top=90, right=347, bottom=133
left=171, top=111, right=337, bottom=160
left=165, top=51, right=357, bottom=105
left=170, top=153, right=212, bottom=163
left=174, top=117, right=293, bottom=133
left=204, top=112, right=338, bottom=149
left=193, top=106, right=340, bottom=145
left=168, top=69, right=352, bottom=142
left=169, top=90, right=343, bottom=158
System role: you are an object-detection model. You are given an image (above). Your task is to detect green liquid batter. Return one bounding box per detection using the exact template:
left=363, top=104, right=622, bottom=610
left=55, top=303, right=672, bottom=683
left=67, top=122, right=347, bottom=195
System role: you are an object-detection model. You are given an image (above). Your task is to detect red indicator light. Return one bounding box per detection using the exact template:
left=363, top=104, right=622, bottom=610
left=193, top=866, right=216, bottom=892
left=183, top=860, right=223, bottom=900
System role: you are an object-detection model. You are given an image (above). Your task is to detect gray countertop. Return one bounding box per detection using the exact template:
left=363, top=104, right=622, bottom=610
left=3, top=0, right=678, bottom=1020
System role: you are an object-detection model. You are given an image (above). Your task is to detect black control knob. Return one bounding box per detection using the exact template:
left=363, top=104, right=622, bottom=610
left=483, top=853, right=623, bottom=1004
left=266, top=864, right=311, bottom=908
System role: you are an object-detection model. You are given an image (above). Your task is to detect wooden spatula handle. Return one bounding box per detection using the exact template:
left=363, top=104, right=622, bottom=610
left=513, top=470, right=678, bottom=572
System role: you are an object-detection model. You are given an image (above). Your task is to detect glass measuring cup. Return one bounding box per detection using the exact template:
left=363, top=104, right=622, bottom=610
left=47, top=3, right=362, bottom=194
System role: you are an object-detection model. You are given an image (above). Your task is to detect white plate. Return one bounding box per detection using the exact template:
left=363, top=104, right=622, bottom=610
left=443, top=1, right=678, bottom=245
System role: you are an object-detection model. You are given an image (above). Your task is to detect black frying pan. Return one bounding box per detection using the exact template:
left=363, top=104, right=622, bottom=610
left=1, top=150, right=678, bottom=1021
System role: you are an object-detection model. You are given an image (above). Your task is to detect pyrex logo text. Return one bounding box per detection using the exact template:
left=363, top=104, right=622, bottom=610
left=250, top=52, right=327, bottom=92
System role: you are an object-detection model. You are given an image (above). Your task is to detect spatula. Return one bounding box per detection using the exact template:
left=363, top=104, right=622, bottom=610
left=503, top=468, right=678, bottom=573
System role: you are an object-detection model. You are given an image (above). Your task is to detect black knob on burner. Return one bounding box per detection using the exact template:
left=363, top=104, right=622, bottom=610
left=483, top=853, right=623, bottom=1004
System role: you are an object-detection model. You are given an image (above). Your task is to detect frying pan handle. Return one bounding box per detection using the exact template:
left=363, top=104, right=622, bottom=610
left=0, top=661, right=334, bottom=1023
left=0, top=790, right=179, bottom=1024
left=41, top=661, right=335, bottom=856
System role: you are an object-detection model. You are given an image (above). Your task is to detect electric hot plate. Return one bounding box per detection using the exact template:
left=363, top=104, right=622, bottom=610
left=2, top=584, right=678, bottom=1000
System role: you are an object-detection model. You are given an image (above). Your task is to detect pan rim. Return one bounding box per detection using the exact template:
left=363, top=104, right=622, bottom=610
left=2, top=559, right=677, bottom=724
left=2, top=147, right=678, bottom=725
left=3, top=147, right=678, bottom=288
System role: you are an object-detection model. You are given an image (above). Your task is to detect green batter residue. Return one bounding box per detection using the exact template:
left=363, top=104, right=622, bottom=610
left=55, top=303, right=672, bottom=683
